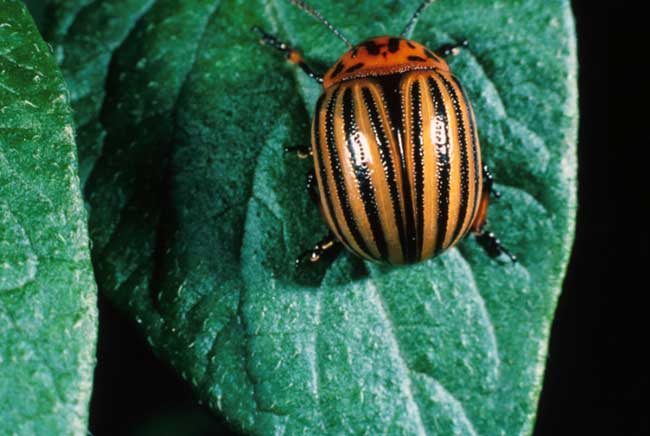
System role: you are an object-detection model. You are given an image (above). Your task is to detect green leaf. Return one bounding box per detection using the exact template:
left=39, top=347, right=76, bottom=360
left=38, top=0, right=577, bottom=434
left=0, top=1, right=97, bottom=433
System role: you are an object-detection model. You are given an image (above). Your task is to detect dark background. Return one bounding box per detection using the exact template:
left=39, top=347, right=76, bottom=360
left=55, top=1, right=645, bottom=435
left=535, top=1, right=648, bottom=435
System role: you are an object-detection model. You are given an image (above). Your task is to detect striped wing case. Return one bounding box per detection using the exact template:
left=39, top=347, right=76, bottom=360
left=311, top=70, right=483, bottom=264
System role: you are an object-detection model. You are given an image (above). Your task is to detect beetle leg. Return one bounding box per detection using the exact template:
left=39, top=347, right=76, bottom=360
left=305, top=169, right=319, bottom=205
left=435, top=39, right=469, bottom=58
left=295, top=233, right=341, bottom=267
left=252, top=26, right=324, bottom=84
left=294, top=172, right=340, bottom=266
left=284, top=145, right=312, bottom=159
left=475, top=231, right=517, bottom=263
left=483, top=164, right=502, bottom=199
left=471, top=165, right=499, bottom=233
left=470, top=165, right=515, bottom=262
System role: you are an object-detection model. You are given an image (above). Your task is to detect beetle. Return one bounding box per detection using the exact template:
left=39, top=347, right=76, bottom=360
left=254, top=0, right=515, bottom=265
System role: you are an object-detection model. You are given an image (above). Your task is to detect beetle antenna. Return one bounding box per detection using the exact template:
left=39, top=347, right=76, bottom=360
left=401, top=0, right=436, bottom=38
left=290, top=0, right=353, bottom=49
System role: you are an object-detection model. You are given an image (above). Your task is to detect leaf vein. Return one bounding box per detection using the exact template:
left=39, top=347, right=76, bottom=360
left=366, top=277, right=428, bottom=436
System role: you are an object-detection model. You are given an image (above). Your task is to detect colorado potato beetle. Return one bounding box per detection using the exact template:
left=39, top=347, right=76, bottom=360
left=254, top=0, right=515, bottom=265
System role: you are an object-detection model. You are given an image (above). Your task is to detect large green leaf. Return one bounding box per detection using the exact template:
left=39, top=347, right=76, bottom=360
left=0, top=1, right=97, bottom=433
left=38, top=0, right=577, bottom=434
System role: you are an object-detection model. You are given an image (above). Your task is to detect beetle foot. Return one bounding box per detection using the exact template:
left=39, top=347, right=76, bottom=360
left=295, top=234, right=338, bottom=267
left=284, top=145, right=311, bottom=159
left=476, top=231, right=517, bottom=263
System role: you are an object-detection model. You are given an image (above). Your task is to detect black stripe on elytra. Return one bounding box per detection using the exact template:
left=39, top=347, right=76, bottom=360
left=452, top=76, right=480, bottom=231
left=427, top=76, right=451, bottom=254
left=325, top=87, right=371, bottom=258
left=408, top=55, right=427, bottom=62
left=438, top=72, right=471, bottom=243
left=342, top=88, right=388, bottom=261
left=410, top=79, right=425, bottom=261
left=406, top=41, right=416, bottom=49
left=314, top=91, right=349, bottom=249
left=388, top=38, right=401, bottom=53
left=330, top=61, right=345, bottom=79
left=361, top=86, right=407, bottom=262
left=374, top=73, right=416, bottom=263
left=345, top=63, right=364, bottom=73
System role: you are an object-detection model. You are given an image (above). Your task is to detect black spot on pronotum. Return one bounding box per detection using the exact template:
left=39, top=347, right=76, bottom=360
left=330, top=61, right=345, bottom=78
left=364, top=40, right=383, bottom=55
left=408, top=55, right=427, bottom=62
left=345, top=63, right=365, bottom=73
left=388, top=38, right=401, bottom=53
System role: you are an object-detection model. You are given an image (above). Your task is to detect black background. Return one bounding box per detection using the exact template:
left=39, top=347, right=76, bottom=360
left=535, top=1, right=648, bottom=435
left=85, top=1, right=648, bottom=435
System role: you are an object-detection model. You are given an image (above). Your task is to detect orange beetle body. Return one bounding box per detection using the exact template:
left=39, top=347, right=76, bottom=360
left=312, top=36, right=487, bottom=264
left=254, top=1, right=516, bottom=265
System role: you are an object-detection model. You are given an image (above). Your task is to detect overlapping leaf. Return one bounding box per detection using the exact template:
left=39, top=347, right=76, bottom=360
left=0, top=1, right=97, bottom=433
